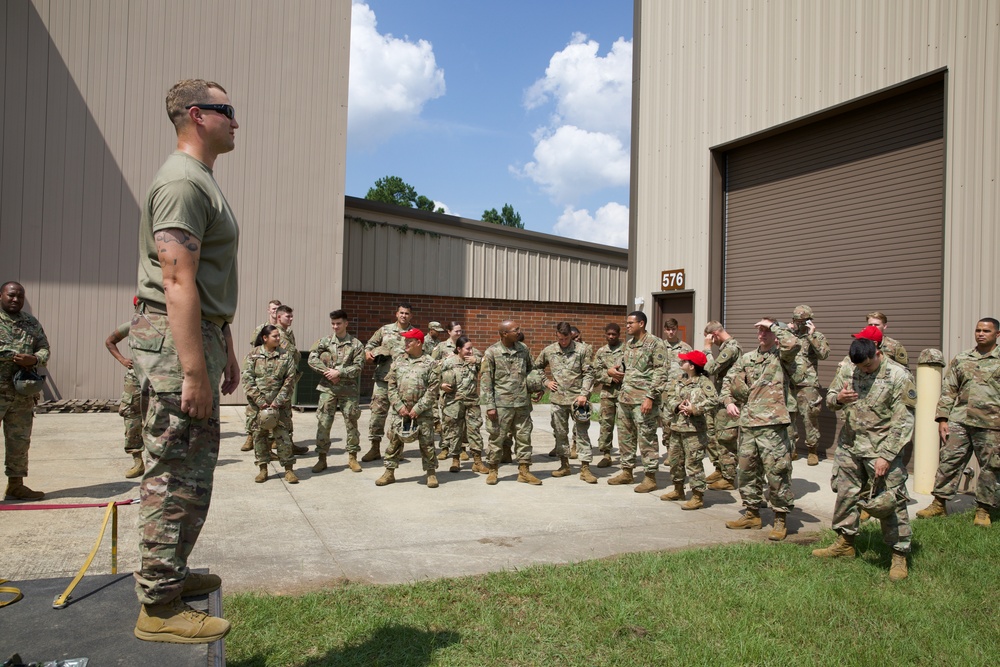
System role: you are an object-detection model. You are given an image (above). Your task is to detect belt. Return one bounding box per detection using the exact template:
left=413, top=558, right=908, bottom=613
left=139, top=299, right=227, bottom=329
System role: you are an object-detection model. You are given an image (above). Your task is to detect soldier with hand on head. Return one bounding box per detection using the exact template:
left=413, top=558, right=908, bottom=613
left=787, top=305, right=830, bottom=465
left=702, top=321, right=742, bottom=490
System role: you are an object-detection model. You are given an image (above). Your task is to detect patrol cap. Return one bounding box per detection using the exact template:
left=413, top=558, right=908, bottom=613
left=918, top=348, right=946, bottom=367
left=428, top=321, right=446, bottom=332
left=678, top=350, right=708, bottom=367
left=852, top=325, right=884, bottom=345
left=401, top=328, right=424, bottom=341
left=792, top=305, right=813, bottom=320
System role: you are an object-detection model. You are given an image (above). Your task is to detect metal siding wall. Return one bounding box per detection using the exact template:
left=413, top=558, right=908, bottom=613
left=1, top=0, right=351, bottom=401
left=633, top=0, right=1000, bottom=360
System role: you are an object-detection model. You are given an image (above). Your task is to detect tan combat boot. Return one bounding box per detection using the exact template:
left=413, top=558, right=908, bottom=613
left=709, top=477, right=735, bottom=490
left=681, top=489, right=704, bottom=510
left=569, top=442, right=578, bottom=459
left=726, top=508, right=762, bottom=530
left=517, top=463, right=542, bottom=485
left=551, top=457, right=572, bottom=477
left=375, top=468, right=395, bottom=486
left=768, top=512, right=788, bottom=541
left=812, top=534, right=856, bottom=558
left=125, top=453, right=145, bottom=479
left=501, top=442, right=513, bottom=463
left=426, top=471, right=439, bottom=488
left=634, top=471, right=658, bottom=493
left=460, top=449, right=470, bottom=461
left=596, top=454, right=612, bottom=468
left=449, top=456, right=461, bottom=473
left=437, top=448, right=450, bottom=461
left=916, top=497, right=947, bottom=519
left=660, top=482, right=685, bottom=501
left=284, top=466, right=299, bottom=484
left=254, top=465, right=268, bottom=483
left=486, top=464, right=499, bottom=485
left=607, top=468, right=634, bottom=485
left=361, top=441, right=382, bottom=462
left=705, top=470, right=722, bottom=483
left=974, top=503, right=992, bottom=527
left=579, top=462, right=597, bottom=484
left=807, top=446, right=819, bottom=466
left=134, top=597, right=231, bottom=644
left=240, top=434, right=254, bottom=451
left=4, top=477, right=44, bottom=501
left=889, top=551, right=908, bottom=581
left=471, top=454, right=489, bottom=474
left=311, top=454, right=328, bottom=474
left=347, top=452, right=362, bottom=473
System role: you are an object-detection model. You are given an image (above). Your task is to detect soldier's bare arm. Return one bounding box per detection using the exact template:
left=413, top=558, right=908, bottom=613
left=105, top=329, right=133, bottom=369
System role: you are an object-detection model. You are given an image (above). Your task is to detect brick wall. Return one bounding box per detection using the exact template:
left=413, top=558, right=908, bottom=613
left=340, top=291, right=626, bottom=397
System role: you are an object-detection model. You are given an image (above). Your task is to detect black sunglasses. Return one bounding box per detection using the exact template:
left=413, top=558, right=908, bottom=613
left=185, top=103, right=236, bottom=120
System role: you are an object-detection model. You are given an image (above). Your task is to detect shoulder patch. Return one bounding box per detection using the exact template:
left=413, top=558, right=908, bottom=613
left=903, top=382, right=917, bottom=408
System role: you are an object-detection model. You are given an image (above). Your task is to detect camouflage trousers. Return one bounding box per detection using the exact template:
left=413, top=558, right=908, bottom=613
left=1, top=390, right=36, bottom=478
left=441, top=401, right=483, bottom=456
left=706, top=407, right=738, bottom=481
left=832, top=447, right=911, bottom=553
left=931, top=423, right=1000, bottom=507
left=120, top=367, right=143, bottom=454
left=384, top=413, right=437, bottom=471
left=789, top=385, right=823, bottom=448
left=368, top=380, right=390, bottom=443
left=485, top=406, right=533, bottom=465
left=315, top=392, right=361, bottom=455
left=551, top=403, right=593, bottom=462
left=130, top=311, right=227, bottom=606
left=596, top=397, right=617, bottom=454
left=659, top=412, right=672, bottom=454
left=254, top=424, right=294, bottom=467
left=616, top=401, right=660, bottom=473
left=668, top=430, right=708, bottom=491
left=736, top=424, right=795, bottom=512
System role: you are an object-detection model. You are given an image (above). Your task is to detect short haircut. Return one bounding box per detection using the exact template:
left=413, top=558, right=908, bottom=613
left=628, top=311, right=647, bottom=327
left=397, top=302, right=412, bottom=312
left=604, top=322, right=621, bottom=334
left=329, top=309, right=348, bottom=321
left=276, top=305, right=293, bottom=315
left=455, top=335, right=471, bottom=349
left=1, top=281, right=23, bottom=292
left=704, top=320, right=723, bottom=335
left=849, top=338, right=878, bottom=364
left=166, top=79, right=227, bottom=129
left=664, top=318, right=679, bottom=329
left=255, top=324, right=278, bottom=347
left=555, top=321, right=573, bottom=336
left=268, top=299, right=282, bottom=307
left=979, top=317, right=1000, bottom=330
left=866, top=311, right=887, bottom=324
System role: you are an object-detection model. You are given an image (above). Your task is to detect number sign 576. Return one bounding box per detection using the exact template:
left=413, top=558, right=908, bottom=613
left=660, top=269, right=685, bottom=291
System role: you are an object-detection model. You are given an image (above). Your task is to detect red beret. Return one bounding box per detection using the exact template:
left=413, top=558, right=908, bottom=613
left=852, top=325, right=883, bottom=345
left=678, top=350, right=708, bottom=367
left=400, top=328, right=424, bottom=341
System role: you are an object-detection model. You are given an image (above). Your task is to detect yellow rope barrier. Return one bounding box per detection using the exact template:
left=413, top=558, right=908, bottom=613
left=52, top=501, right=117, bottom=609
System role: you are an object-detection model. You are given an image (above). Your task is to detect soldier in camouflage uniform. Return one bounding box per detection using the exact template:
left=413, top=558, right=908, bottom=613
left=565, top=325, right=594, bottom=460
left=606, top=311, right=668, bottom=493
left=440, top=335, right=487, bottom=474
left=592, top=323, right=624, bottom=468
left=364, top=303, right=414, bottom=462
left=431, top=322, right=463, bottom=361
left=1, top=281, right=50, bottom=501
left=480, top=320, right=543, bottom=485
left=916, top=318, right=1000, bottom=527
left=432, top=322, right=467, bottom=459
left=787, top=305, right=830, bottom=465
left=659, top=319, right=693, bottom=458
left=865, top=311, right=908, bottom=367
left=274, top=305, right=307, bottom=455
left=242, top=325, right=298, bottom=484
left=242, top=299, right=281, bottom=451
left=423, top=321, right=445, bottom=357
left=308, top=309, right=365, bottom=474
left=106, top=318, right=145, bottom=478
left=660, top=350, right=718, bottom=509
left=702, top=321, right=742, bottom=490
left=813, top=334, right=917, bottom=581
left=720, top=318, right=801, bottom=540
left=377, top=328, right=441, bottom=488
left=534, top=322, right=597, bottom=483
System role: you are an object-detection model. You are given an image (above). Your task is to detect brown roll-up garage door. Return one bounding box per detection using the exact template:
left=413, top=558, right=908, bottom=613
left=722, top=82, right=944, bottom=452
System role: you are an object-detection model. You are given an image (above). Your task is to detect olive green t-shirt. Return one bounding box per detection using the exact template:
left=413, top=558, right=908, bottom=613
left=136, top=151, right=239, bottom=324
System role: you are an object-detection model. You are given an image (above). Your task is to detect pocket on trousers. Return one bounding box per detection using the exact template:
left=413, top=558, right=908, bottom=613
left=144, top=393, right=191, bottom=462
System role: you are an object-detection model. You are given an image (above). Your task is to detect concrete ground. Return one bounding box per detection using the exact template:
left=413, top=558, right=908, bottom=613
left=1, top=405, right=941, bottom=595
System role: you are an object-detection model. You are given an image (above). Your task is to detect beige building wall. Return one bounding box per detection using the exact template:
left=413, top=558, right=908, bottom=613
left=631, top=0, right=999, bottom=359
left=1, top=0, right=351, bottom=402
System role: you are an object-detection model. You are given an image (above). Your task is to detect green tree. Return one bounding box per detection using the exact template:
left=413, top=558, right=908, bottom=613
left=482, top=203, right=523, bottom=229
left=365, top=176, right=444, bottom=213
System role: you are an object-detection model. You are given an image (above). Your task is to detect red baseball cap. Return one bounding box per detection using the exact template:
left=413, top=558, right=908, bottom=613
left=678, top=350, right=708, bottom=367
left=400, top=328, right=424, bottom=341
left=852, top=325, right=883, bottom=345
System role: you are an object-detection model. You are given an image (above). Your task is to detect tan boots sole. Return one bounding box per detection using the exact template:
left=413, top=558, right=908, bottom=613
left=449, top=457, right=461, bottom=473
left=974, top=504, right=992, bottom=527
left=284, top=466, right=299, bottom=484
left=471, top=455, right=489, bottom=474
left=768, top=512, right=788, bottom=541
left=361, top=442, right=382, bottom=462
left=579, top=462, right=597, bottom=484
left=889, top=551, right=908, bottom=581
left=551, top=457, right=572, bottom=477
left=3, top=478, right=44, bottom=501
left=375, top=469, right=395, bottom=486
left=517, top=463, right=542, bottom=485
left=726, top=509, right=762, bottom=530
left=660, top=482, right=685, bottom=501
left=916, top=497, right=947, bottom=519
left=135, top=598, right=230, bottom=644
left=812, top=534, right=856, bottom=558
left=348, top=453, right=362, bottom=472
left=426, top=472, right=439, bottom=488
left=486, top=464, right=499, bottom=485
left=607, top=468, right=634, bottom=485
left=254, top=465, right=268, bottom=483
left=240, top=434, right=254, bottom=451
left=311, top=456, right=328, bottom=474
left=125, top=454, right=145, bottom=479
left=681, top=490, right=704, bottom=510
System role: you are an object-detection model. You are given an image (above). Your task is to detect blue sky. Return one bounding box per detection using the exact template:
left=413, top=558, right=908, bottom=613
left=346, top=1, right=634, bottom=247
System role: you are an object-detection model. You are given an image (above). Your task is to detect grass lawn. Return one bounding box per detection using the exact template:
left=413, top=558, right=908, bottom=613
left=224, top=511, right=998, bottom=666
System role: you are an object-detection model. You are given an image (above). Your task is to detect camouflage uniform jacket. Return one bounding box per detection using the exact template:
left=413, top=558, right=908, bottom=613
left=618, top=332, right=668, bottom=406
left=241, top=346, right=296, bottom=409
left=790, top=329, right=829, bottom=387
left=720, top=325, right=801, bottom=427
left=664, top=375, right=718, bottom=433
left=308, top=333, right=364, bottom=397
left=366, top=322, right=414, bottom=382
left=387, top=353, right=440, bottom=416
left=431, top=339, right=457, bottom=361
left=664, top=339, right=693, bottom=384
left=592, top=342, right=624, bottom=399
left=827, top=354, right=916, bottom=459
left=534, top=341, right=595, bottom=405
left=0, top=309, right=50, bottom=391
left=441, top=354, right=481, bottom=407
left=882, top=336, right=908, bottom=367
left=936, top=345, right=1000, bottom=429
left=480, top=340, right=533, bottom=410
left=277, top=325, right=300, bottom=367
left=423, top=333, right=441, bottom=357
left=704, top=337, right=743, bottom=394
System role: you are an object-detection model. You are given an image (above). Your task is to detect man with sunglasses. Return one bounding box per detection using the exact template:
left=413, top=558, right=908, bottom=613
left=130, top=79, right=241, bottom=644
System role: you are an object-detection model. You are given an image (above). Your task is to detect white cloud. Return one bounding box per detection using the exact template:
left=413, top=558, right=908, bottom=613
left=433, top=200, right=452, bottom=215
left=554, top=203, right=629, bottom=248
left=348, top=2, right=446, bottom=147
left=519, top=125, right=629, bottom=202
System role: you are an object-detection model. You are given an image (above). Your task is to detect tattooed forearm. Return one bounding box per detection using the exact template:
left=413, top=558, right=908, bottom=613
left=155, top=230, right=201, bottom=253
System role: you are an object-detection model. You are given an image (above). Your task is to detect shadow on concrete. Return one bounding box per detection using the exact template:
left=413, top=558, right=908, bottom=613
left=229, top=625, right=461, bottom=667
left=790, top=477, right=822, bottom=500
left=41, top=480, right=137, bottom=501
